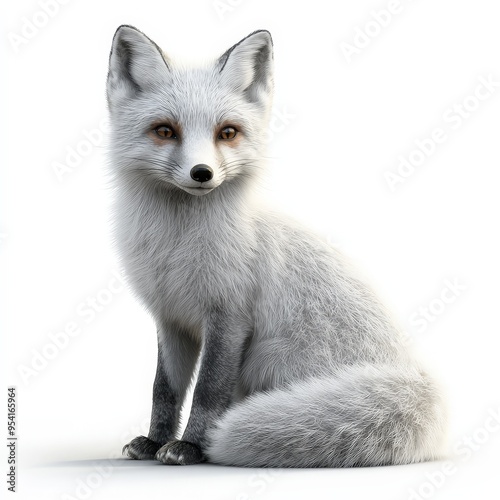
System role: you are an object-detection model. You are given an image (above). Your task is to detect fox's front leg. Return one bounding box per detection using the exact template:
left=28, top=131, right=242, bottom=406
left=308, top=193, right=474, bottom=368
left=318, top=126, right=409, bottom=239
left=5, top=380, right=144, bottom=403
left=155, top=307, right=248, bottom=465
left=123, top=322, right=200, bottom=460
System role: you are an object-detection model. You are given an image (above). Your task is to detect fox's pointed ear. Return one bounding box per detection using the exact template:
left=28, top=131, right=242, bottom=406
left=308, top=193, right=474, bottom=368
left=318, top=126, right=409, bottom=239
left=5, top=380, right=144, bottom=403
left=217, top=30, right=274, bottom=104
left=107, top=25, right=169, bottom=108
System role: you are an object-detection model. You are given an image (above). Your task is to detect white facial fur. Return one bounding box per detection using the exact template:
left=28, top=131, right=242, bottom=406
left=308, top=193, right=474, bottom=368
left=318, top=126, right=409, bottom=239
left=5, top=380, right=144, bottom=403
left=107, top=26, right=274, bottom=196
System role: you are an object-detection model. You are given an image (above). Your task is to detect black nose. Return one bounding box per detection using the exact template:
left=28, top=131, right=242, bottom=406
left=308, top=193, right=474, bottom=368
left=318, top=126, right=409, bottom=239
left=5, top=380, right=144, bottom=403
left=190, top=164, right=214, bottom=183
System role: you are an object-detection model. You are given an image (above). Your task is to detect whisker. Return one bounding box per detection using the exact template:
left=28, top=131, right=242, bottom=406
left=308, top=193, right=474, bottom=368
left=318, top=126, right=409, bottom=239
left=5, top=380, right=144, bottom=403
left=121, top=156, right=182, bottom=174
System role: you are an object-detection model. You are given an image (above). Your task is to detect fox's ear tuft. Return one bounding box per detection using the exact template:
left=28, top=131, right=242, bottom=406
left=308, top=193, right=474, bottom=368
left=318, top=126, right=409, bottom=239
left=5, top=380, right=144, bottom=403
left=217, top=30, right=274, bottom=104
left=107, top=25, right=169, bottom=108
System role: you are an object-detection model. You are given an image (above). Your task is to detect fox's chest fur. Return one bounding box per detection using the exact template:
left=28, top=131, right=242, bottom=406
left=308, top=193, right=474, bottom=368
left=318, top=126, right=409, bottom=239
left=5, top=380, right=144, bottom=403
left=114, top=183, right=257, bottom=330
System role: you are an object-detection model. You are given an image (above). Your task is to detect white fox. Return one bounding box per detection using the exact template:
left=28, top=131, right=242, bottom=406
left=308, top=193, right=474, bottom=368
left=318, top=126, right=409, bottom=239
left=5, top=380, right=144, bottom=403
left=107, top=25, right=447, bottom=467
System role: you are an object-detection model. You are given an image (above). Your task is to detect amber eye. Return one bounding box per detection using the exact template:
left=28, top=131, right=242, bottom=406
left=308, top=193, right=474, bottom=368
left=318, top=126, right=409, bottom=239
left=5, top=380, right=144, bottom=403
left=218, top=126, right=238, bottom=140
left=154, top=125, right=177, bottom=139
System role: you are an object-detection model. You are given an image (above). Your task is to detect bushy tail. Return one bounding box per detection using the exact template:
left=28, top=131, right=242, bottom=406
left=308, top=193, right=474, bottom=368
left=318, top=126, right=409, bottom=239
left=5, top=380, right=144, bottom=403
left=206, top=364, right=447, bottom=467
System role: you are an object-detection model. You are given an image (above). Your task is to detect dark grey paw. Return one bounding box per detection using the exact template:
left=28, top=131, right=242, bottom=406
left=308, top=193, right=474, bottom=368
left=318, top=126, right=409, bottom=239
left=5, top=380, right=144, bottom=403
left=123, top=436, right=161, bottom=460
left=155, top=440, right=204, bottom=465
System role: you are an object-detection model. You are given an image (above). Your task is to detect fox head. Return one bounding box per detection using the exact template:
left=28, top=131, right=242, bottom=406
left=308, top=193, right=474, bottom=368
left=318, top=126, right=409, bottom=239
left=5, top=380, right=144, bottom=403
left=106, top=25, right=274, bottom=196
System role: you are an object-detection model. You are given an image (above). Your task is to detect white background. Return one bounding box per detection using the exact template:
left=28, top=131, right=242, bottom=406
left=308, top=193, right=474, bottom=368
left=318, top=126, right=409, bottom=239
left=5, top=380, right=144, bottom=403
left=2, top=0, right=500, bottom=499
